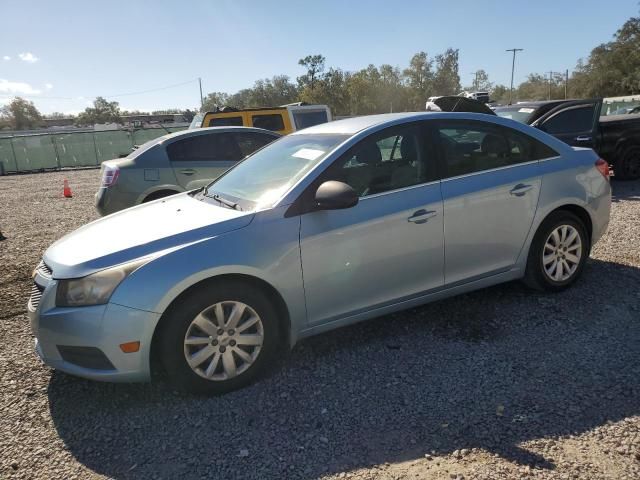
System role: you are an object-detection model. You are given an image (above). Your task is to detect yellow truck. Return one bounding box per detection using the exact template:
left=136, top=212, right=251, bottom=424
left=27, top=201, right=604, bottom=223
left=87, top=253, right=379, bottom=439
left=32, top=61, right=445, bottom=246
left=189, top=103, right=332, bottom=135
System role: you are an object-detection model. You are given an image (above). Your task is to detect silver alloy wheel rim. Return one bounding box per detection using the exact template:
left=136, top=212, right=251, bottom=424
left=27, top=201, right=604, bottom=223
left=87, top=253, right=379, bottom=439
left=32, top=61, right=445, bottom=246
left=183, top=301, right=264, bottom=381
left=542, top=224, right=582, bottom=282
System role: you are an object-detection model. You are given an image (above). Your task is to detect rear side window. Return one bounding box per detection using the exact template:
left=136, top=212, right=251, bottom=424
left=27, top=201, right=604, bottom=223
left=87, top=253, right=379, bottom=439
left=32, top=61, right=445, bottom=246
left=251, top=114, right=285, bottom=131
left=435, top=121, right=558, bottom=178
left=208, top=116, right=243, bottom=127
left=292, top=110, right=328, bottom=129
left=541, top=105, right=595, bottom=134
left=166, top=133, right=243, bottom=162
left=234, top=132, right=277, bottom=157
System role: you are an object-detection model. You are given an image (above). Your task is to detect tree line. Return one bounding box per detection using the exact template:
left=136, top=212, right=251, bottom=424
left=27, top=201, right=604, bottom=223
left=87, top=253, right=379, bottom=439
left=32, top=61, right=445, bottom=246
left=1, top=12, right=638, bottom=130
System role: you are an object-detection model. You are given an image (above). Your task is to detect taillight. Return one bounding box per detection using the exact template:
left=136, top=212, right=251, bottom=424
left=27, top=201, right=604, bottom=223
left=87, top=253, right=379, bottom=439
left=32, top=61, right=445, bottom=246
left=595, top=158, right=610, bottom=180
left=101, top=165, right=120, bottom=187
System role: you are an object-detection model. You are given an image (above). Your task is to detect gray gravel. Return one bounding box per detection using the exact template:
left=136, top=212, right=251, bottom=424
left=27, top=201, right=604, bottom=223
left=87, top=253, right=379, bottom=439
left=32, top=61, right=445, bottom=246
left=1, top=169, right=639, bottom=480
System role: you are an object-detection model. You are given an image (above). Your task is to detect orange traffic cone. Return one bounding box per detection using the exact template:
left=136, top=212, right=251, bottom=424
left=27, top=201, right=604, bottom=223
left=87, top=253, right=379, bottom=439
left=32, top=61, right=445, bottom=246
left=63, top=179, right=73, bottom=198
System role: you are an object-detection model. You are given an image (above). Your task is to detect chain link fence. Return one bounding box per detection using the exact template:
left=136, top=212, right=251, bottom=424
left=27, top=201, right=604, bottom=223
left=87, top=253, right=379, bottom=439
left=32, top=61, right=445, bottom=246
left=0, top=126, right=187, bottom=174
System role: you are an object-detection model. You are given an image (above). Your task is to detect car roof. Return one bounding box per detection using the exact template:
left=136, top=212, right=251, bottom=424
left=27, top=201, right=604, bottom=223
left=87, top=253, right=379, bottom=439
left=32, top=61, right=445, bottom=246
left=156, top=126, right=280, bottom=143
left=293, top=111, right=513, bottom=135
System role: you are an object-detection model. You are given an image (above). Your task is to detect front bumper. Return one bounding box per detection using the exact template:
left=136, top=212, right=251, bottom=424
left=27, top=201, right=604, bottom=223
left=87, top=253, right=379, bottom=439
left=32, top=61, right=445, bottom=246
left=28, top=278, right=161, bottom=382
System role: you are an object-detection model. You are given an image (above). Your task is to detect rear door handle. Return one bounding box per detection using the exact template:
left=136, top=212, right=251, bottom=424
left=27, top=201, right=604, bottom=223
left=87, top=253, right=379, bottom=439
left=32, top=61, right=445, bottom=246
left=509, top=184, right=533, bottom=197
left=575, top=136, right=592, bottom=142
left=408, top=209, right=437, bottom=224
left=179, top=169, right=196, bottom=175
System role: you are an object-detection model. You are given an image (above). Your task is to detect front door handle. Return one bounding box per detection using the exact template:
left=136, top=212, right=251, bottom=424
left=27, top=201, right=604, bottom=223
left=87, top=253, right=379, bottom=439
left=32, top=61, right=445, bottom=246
left=408, top=209, right=437, bottom=224
left=180, top=169, right=196, bottom=175
left=575, top=136, right=592, bottom=142
left=509, top=183, right=533, bottom=197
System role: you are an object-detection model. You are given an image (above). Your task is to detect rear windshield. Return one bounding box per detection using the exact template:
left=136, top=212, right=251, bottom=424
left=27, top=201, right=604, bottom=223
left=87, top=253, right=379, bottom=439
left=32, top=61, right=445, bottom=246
left=494, top=106, right=537, bottom=124
left=208, top=116, right=243, bottom=127
left=189, top=113, right=204, bottom=129
left=292, top=110, right=329, bottom=130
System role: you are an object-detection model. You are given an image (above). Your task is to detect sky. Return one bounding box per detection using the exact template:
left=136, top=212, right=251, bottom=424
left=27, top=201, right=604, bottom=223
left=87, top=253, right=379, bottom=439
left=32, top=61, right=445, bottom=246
left=0, top=0, right=637, bottom=115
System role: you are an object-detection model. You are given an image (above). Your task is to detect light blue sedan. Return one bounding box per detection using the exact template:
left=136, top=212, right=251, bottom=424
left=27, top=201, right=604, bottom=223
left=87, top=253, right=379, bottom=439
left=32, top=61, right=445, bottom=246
left=29, top=112, right=611, bottom=394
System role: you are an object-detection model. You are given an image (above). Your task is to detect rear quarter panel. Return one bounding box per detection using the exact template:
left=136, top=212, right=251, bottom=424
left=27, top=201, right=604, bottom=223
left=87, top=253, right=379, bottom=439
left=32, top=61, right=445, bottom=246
left=515, top=148, right=610, bottom=269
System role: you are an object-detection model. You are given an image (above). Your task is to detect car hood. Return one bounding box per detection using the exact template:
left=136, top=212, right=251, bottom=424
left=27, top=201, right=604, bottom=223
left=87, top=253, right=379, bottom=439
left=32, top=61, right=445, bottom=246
left=430, top=96, right=496, bottom=115
left=45, top=192, right=253, bottom=279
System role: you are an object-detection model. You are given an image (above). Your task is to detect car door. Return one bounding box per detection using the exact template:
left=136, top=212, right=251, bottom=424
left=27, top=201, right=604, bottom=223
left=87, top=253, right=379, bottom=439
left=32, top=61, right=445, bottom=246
left=434, top=120, right=551, bottom=284
left=167, top=131, right=243, bottom=190
left=298, top=123, right=444, bottom=326
left=532, top=99, right=602, bottom=150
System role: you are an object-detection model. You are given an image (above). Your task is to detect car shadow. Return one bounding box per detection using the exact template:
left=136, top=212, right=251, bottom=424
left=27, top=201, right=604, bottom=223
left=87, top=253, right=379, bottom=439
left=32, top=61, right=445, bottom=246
left=48, top=258, right=640, bottom=479
left=611, top=178, right=640, bottom=202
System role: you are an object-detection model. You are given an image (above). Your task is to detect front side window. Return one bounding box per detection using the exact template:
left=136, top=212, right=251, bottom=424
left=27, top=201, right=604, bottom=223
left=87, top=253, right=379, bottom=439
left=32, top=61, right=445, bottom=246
left=206, top=133, right=348, bottom=209
left=251, top=114, right=285, bottom=131
left=541, top=105, right=595, bottom=134
left=325, top=125, right=430, bottom=197
left=167, top=133, right=242, bottom=162
left=436, top=121, right=558, bottom=178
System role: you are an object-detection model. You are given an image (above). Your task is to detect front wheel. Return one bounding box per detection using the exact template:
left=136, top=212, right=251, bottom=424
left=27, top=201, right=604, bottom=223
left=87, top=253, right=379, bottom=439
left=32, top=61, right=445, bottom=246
left=159, top=281, right=281, bottom=394
left=523, top=211, right=590, bottom=292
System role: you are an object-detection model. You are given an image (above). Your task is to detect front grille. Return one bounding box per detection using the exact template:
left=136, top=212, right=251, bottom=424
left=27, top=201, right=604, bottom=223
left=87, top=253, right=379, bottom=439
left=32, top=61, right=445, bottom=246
left=37, top=262, right=52, bottom=278
left=29, top=283, right=45, bottom=309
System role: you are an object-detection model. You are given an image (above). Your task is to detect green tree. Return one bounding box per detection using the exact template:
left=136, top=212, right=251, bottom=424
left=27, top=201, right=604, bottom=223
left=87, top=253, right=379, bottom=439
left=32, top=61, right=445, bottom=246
left=0, top=97, right=43, bottom=130
left=570, top=15, right=640, bottom=97
left=297, top=54, right=326, bottom=91
left=403, top=52, right=434, bottom=109
left=432, top=48, right=461, bottom=96
left=202, top=91, right=230, bottom=111
left=76, top=97, right=121, bottom=126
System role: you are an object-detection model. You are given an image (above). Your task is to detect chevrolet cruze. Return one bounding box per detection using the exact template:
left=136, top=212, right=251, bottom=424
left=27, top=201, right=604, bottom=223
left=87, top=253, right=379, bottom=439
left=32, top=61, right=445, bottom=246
left=28, top=112, right=611, bottom=394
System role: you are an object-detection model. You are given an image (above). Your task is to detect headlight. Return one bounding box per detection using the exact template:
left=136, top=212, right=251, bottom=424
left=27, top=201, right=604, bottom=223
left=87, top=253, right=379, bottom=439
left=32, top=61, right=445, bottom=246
left=56, top=258, right=150, bottom=307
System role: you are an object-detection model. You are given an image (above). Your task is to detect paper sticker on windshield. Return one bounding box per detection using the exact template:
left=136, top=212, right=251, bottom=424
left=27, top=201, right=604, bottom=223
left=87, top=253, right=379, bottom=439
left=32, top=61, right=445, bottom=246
left=518, top=108, right=535, bottom=113
left=292, top=148, right=325, bottom=160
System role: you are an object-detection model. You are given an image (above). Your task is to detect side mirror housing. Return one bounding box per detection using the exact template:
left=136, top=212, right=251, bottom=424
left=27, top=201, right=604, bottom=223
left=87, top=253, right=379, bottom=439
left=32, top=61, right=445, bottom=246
left=315, top=181, right=358, bottom=210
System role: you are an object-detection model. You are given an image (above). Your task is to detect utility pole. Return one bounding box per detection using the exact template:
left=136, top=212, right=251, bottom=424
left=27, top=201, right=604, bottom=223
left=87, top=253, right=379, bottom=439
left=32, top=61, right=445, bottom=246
left=546, top=71, right=560, bottom=100
left=470, top=71, right=480, bottom=91
left=565, top=69, right=569, bottom=99
left=198, top=78, right=204, bottom=109
left=506, top=48, right=523, bottom=105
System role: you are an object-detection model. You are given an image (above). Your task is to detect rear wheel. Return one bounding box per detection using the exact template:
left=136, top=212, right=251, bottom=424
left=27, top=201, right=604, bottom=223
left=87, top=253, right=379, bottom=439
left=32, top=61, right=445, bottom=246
left=523, top=211, right=589, bottom=292
left=614, top=144, right=640, bottom=180
left=160, top=281, right=281, bottom=394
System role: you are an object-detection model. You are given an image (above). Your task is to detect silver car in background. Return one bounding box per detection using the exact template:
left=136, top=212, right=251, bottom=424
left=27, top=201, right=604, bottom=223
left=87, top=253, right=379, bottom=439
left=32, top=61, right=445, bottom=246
left=95, top=127, right=279, bottom=215
left=30, top=112, right=611, bottom=394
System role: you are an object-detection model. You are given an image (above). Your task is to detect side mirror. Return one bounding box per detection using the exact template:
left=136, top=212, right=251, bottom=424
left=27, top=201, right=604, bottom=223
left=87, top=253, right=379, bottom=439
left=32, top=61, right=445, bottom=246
left=315, top=181, right=358, bottom=210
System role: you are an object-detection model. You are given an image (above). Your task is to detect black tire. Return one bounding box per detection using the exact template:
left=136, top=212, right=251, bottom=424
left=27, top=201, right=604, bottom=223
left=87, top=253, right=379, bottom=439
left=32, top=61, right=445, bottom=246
left=143, top=190, right=178, bottom=203
left=159, top=280, right=281, bottom=395
left=523, top=211, right=590, bottom=292
left=614, top=144, right=640, bottom=180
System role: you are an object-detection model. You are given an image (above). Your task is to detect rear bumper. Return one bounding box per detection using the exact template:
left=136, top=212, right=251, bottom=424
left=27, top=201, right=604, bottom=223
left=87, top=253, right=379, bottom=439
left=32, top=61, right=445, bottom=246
left=29, top=283, right=161, bottom=382
left=95, top=187, right=138, bottom=216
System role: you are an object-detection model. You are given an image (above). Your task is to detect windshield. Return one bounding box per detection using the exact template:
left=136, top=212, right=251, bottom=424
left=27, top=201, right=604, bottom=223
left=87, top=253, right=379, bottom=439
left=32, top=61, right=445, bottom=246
left=189, top=113, right=204, bottom=129
left=494, top=106, right=537, bottom=124
left=205, top=133, right=348, bottom=210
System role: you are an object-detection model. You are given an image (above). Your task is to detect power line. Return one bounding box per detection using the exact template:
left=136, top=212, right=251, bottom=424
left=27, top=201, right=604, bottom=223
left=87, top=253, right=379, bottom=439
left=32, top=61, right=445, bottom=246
left=0, top=78, right=200, bottom=101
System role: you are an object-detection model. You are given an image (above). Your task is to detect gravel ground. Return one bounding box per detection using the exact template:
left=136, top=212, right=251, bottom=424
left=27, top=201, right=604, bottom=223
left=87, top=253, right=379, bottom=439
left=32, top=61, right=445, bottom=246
left=0, top=169, right=639, bottom=480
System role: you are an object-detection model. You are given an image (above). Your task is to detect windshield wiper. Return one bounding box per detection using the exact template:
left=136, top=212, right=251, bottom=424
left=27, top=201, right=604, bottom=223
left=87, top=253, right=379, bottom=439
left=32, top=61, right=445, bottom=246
left=211, top=193, right=241, bottom=211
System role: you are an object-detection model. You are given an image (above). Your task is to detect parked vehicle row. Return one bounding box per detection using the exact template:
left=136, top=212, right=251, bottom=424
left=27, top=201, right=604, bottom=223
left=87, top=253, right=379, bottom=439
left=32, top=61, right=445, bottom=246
left=30, top=112, right=611, bottom=394
left=429, top=96, right=640, bottom=180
